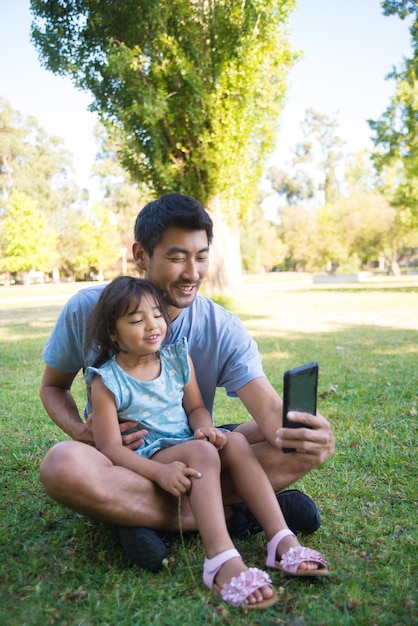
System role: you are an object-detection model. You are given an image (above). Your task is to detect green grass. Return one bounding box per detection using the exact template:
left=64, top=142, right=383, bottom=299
left=1, top=276, right=417, bottom=625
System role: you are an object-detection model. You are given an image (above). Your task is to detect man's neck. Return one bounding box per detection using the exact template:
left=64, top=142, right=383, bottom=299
left=167, top=305, right=182, bottom=322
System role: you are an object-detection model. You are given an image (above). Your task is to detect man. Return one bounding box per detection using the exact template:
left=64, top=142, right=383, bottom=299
left=40, top=193, right=335, bottom=571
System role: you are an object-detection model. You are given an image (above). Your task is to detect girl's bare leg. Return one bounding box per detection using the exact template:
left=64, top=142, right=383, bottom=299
left=153, top=440, right=275, bottom=604
left=221, top=432, right=322, bottom=572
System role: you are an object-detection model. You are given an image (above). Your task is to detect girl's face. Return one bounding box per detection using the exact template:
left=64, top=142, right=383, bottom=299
left=111, top=295, right=167, bottom=357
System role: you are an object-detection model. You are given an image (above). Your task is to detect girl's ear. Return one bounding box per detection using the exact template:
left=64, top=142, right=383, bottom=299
left=132, top=242, right=147, bottom=270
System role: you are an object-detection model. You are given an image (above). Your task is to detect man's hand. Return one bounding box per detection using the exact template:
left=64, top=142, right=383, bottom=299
left=119, top=420, right=149, bottom=451
left=83, top=416, right=148, bottom=450
left=72, top=414, right=95, bottom=445
left=194, top=426, right=228, bottom=450
left=275, top=410, right=335, bottom=464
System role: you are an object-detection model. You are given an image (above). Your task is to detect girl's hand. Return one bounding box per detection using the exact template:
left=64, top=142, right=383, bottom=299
left=155, top=461, right=202, bottom=498
left=194, top=426, right=228, bottom=450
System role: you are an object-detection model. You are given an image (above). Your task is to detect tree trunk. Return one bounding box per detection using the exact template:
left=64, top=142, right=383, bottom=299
left=389, top=240, right=401, bottom=276
left=206, top=196, right=242, bottom=295
left=390, top=257, right=401, bottom=276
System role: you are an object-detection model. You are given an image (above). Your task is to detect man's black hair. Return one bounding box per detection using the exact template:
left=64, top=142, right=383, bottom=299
left=134, top=193, right=213, bottom=256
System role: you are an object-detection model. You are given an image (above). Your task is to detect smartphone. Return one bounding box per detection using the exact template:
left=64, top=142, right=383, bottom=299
left=282, top=361, right=318, bottom=453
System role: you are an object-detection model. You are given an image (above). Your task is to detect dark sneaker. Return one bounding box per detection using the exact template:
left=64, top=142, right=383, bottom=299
left=111, top=526, right=167, bottom=571
left=229, top=489, right=321, bottom=539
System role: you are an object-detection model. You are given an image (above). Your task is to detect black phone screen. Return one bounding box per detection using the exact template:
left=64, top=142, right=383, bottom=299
left=282, top=361, right=318, bottom=453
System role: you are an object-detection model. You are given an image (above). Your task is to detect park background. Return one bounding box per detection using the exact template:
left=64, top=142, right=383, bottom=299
left=1, top=0, right=418, bottom=287
left=1, top=1, right=417, bottom=624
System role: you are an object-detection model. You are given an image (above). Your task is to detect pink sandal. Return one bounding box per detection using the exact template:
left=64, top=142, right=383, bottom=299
left=266, top=529, right=329, bottom=577
left=203, top=548, right=277, bottom=609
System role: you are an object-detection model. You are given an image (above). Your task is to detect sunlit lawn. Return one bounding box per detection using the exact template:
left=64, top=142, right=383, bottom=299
left=1, top=275, right=417, bottom=625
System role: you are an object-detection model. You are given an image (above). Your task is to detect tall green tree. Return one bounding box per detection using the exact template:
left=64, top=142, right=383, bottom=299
left=369, top=1, right=418, bottom=227
left=0, top=190, right=58, bottom=281
left=30, top=0, right=297, bottom=291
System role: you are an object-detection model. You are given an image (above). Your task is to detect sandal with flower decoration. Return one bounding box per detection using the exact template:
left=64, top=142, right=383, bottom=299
left=266, top=529, right=329, bottom=577
left=203, top=548, right=278, bottom=609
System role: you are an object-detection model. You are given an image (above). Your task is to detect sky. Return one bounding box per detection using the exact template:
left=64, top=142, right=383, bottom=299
left=0, top=0, right=414, bottom=195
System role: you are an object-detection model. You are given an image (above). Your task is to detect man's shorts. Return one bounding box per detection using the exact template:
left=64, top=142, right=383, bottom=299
left=220, top=423, right=240, bottom=432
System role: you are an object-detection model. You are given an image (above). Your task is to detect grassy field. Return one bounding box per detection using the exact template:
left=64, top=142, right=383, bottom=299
left=0, top=275, right=417, bottom=625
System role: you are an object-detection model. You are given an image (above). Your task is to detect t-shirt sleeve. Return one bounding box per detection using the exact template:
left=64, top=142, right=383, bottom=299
left=216, top=313, right=265, bottom=397
left=42, top=287, right=99, bottom=373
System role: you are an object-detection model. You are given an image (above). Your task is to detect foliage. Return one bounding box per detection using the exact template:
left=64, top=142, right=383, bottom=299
left=265, top=102, right=418, bottom=274
left=267, top=164, right=315, bottom=205
left=70, top=202, right=123, bottom=279
left=0, top=98, right=144, bottom=281
left=30, top=0, right=297, bottom=227
left=368, top=1, right=418, bottom=225
left=240, top=201, right=282, bottom=273
left=295, top=108, right=345, bottom=205
left=91, top=124, right=152, bottom=240
left=0, top=97, right=77, bottom=221
left=1, top=278, right=417, bottom=625
left=0, top=98, right=83, bottom=279
left=0, top=190, right=58, bottom=276
left=276, top=203, right=317, bottom=271
left=316, top=189, right=400, bottom=272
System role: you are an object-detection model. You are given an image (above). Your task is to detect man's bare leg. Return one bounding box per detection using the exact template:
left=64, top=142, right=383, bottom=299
left=39, top=431, right=322, bottom=569
left=40, top=441, right=197, bottom=531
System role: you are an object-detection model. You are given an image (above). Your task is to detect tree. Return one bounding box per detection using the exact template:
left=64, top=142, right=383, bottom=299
left=276, top=204, right=316, bottom=271
left=267, top=109, right=344, bottom=212
left=0, top=97, right=77, bottom=226
left=267, top=165, right=315, bottom=205
left=30, top=0, right=297, bottom=291
left=68, top=202, right=122, bottom=280
left=331, top=191, right=397, bottom=270
left=91, top=124, right=152, bottom=249
left=296, top=108, right=345, bottom=205
left=0, top=190, right=58, bottom=282
left=368, top=1, right=418, bottom=227
left=240, top=201, right=282, bottom=273
left=0, top=98, right=86, bottom=281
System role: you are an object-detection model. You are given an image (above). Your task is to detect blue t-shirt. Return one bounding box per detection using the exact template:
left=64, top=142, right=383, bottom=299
left=42, top=285, right=265, bottom=417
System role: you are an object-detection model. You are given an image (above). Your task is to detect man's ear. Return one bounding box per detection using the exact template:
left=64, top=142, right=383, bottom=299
left=132, top=242, right=147, bottom=270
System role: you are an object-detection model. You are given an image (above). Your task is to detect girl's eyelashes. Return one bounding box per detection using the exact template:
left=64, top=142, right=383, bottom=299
left=129, top=313, right=162, bottom=324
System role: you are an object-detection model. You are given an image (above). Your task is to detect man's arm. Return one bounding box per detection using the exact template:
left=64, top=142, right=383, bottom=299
left=40, top=365, right=95, bottom=444
left=236, top=377, right=335, bottom=466
left=40, top=365, right=150, bottom=449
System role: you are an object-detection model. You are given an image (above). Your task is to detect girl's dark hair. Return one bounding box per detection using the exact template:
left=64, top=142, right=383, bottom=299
left=88, top=276, right=172, bottom=367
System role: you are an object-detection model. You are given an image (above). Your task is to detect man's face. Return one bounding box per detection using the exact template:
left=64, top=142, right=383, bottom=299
left=135, top=226, right=210, bottom=317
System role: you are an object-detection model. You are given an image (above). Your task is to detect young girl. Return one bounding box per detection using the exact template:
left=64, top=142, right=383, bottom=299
left=85, top=276, right=328, bottom=610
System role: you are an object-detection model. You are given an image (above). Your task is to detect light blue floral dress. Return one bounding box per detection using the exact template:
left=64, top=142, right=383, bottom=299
left=85, top=337, right=197, bottom=458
